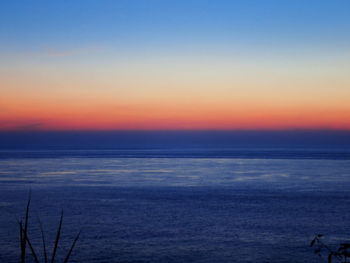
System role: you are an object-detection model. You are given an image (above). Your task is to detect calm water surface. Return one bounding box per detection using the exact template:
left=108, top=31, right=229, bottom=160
left=1, top=153, right=350, bottom=262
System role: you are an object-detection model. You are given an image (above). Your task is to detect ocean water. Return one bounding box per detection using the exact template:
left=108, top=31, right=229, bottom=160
left=1, top=131, right=350, bottom=263
left=1, top=147, right=350, bottom=263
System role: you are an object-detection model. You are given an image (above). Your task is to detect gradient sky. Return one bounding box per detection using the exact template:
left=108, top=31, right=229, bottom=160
left=1, top=0, right=350, bottom=131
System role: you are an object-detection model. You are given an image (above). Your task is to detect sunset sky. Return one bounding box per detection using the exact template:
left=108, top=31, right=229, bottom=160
left=1, top=0, right=350, bottom=131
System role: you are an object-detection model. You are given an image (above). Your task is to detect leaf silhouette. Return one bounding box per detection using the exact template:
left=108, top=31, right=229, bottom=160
left=327, top=253, right=332, bottom=263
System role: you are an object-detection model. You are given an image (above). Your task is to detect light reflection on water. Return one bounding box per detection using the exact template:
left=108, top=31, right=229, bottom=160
left=0, top=158, right=350, bottom=190
left=0, top=157, right=350, bottom=263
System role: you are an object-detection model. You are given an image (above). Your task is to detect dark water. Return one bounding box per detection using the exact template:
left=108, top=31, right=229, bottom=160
left=1, top=131, right=350, bottom=262
left=1, top=152, right=350, bottom=263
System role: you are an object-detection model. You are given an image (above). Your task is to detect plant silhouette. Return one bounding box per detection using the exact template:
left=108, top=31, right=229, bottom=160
left=19, top=193, right=81, bottom=263
left=311, top=234, right=350, bottom=263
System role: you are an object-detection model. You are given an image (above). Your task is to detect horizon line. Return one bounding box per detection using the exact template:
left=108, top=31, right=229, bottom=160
left=1, top=129, right=350, bottom=133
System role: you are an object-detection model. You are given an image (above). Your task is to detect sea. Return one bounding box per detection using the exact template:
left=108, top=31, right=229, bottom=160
left=0, top=131, right=350, bottom=263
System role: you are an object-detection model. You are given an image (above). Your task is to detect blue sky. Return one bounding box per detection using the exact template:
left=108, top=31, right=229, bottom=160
left=1, top=0, right=350, bottom=53
left=1, top=0, right=350, bottom=131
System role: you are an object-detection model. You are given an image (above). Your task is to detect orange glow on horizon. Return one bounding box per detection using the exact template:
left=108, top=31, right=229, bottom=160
left=2, top=49, right=350, bottom=131
left=1, top=97, right=349, bottom=131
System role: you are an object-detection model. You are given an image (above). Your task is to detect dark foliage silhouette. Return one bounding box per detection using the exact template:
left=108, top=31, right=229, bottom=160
left=19, top=194, right=81, bottom=263
left=311, top=234, right=350, bottom=263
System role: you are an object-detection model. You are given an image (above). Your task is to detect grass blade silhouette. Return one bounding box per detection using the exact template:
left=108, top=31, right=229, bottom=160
left=19, top=223, right=40, bottom=263
left=18, top=194, right=82, bottom=263
left=51, top=210, right=63, bottom=263
left=38, top=218, right=48, bottom=263
left=21, top=192, right=31, bottom=263
left=63, top=230, right=81, bottom=263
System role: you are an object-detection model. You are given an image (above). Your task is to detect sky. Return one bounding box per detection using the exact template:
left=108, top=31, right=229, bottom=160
left=1, top=0, right=350, bottom=131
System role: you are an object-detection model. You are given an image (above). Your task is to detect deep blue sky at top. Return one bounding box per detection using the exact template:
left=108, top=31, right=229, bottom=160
left=1, top=0, right=350, bottom=53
